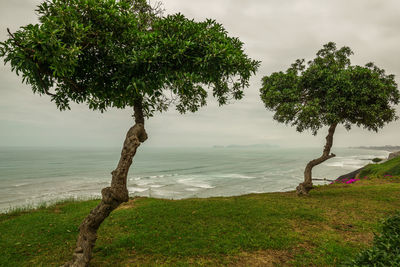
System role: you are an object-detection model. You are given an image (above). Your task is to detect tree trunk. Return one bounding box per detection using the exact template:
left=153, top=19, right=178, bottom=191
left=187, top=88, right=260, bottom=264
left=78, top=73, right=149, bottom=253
left=64, top=103, right=147, bottom=267
left=296, top=123, right=337, bottom=196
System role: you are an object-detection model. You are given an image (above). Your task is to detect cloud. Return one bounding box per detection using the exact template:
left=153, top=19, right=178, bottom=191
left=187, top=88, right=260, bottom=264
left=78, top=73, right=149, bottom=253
left=0, top=0, right=399, bottom=148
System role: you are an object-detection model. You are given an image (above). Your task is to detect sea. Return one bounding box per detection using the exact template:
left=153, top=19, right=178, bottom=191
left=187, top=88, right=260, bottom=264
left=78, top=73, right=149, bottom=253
left=0, top=146, right=389, bottom=212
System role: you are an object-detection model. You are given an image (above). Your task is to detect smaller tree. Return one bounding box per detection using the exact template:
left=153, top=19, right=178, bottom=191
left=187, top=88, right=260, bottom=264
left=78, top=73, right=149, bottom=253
left=260, top=42, right=399, bottom=195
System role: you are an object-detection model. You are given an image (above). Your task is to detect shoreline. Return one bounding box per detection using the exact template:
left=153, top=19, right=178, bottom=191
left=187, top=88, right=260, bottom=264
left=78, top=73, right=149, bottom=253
left=0, top=147, right=390, bottom=213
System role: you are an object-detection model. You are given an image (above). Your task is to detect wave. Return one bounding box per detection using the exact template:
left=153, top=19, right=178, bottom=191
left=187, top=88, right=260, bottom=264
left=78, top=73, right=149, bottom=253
left=149, top=184, right=165, bottom=188
left=177, top=178, right=215, bottom=189
left=325, top=162, right=344, bottom=167
left=13, top=183, right=31, bottom=187
left=129, top=173, right=179, bottom=181
left=147, top=166, right=208, bottom=173
left=185, top=188, right=201, bottom=192
left=219, top=173, right=256, bottom=179
left=128, top=187, right=149, bottom=193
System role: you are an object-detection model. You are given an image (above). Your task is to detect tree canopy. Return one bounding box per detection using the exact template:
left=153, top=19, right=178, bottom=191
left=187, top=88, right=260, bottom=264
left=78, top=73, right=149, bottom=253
left=260, top=42, right=399, bottom=135
left=0, top=0, right=259, bottom=116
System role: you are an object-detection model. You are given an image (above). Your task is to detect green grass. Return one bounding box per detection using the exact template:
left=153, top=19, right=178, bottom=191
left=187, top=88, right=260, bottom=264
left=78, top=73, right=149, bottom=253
left=359, top=156, right=400, bottom=178
left=1, top=180, right=400, bottom=266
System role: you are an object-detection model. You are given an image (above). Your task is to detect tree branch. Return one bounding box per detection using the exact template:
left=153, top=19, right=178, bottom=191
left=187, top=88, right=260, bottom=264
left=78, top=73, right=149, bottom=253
left=6, top=28, right=55, bottom=97
left=62, top=77, right=84, bottom=93
left=7, top=28, right=36, bottom=55
left=133, top=99, right=145, bottom=125
left=43, top=88, right=55, bottom=97
left=6, top=28, right=15, bottom=39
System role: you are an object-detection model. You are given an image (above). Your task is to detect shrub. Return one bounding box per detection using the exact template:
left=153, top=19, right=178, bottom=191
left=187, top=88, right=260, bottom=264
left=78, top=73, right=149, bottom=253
left=347, top=212, right=400, bottom=266
left=372, top=158, right=383, bottom=163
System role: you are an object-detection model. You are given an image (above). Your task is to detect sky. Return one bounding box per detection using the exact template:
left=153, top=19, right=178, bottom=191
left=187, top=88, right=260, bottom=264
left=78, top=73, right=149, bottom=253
left=0, top=0, right=399, bottom=148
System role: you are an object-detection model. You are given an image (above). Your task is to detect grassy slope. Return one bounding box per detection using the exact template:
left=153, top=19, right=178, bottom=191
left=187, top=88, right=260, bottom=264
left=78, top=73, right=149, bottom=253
left=359, top=156, right=400, bottom=178
left=1, top=179, right=400, bottom=267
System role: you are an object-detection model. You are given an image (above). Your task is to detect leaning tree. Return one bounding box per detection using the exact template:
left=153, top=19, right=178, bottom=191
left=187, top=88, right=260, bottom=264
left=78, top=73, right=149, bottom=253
left=0, top=0, right=259, bottom=265
left=260, top=42, right=399, bottom=195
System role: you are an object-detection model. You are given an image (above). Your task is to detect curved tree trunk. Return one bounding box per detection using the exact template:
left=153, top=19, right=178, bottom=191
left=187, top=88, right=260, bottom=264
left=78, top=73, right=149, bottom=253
left=296, top=123, right=337, bottom=196
left=64, top=103, right=147, bottom=267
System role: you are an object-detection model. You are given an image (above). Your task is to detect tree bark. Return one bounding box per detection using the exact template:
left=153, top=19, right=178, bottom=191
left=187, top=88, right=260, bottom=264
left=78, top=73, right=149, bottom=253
left=64, top=103, right=147, bottom=267
left=296, top=123, right=337, bottom=196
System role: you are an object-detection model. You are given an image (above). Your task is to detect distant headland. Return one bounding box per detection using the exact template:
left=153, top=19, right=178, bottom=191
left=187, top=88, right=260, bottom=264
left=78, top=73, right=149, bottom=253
left=349, top=145, right=400, bottom=152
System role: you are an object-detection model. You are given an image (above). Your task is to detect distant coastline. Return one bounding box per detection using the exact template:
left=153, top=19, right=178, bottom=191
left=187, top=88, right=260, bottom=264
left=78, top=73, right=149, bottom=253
left=212, top=144, right=279, bottom=149
left=349, top=145, right=400, bottom=152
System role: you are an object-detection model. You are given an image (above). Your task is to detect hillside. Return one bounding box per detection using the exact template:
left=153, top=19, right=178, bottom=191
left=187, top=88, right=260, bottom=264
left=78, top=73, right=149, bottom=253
left=359, top=156, right=400, bottom=178
left=1, top=178, right=400, bottom=266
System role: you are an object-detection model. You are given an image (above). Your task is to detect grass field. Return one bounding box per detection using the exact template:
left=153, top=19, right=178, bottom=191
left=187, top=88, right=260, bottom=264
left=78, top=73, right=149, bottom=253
left=1, top=176, right=400, bottom=267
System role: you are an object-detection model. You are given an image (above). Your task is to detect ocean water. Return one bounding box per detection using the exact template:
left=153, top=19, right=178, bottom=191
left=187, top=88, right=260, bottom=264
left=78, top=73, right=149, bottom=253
left=0, top=146, right=389, bottom=212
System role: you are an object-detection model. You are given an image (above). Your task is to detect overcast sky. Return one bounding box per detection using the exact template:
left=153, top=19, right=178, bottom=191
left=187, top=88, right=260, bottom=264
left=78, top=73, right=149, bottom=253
left=0, top=0, right=399, bottom=148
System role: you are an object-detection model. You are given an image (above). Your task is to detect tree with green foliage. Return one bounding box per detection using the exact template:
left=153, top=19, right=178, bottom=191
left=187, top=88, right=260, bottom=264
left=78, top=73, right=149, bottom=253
left=260, top=42, right=399, bottom=195
left=0, top=0, right=259, bottom=265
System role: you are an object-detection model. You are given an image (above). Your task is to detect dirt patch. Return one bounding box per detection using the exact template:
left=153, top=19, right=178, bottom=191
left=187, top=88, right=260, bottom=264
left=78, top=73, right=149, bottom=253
left=117, top=197, right=143, bottom=210
left=232, top=250, right=293, bottom=267
left=340, top=229, right=373, bottom=244
left=290, top=210, right=374, bottom=248
left=53, top=207, right=62, bottom=213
